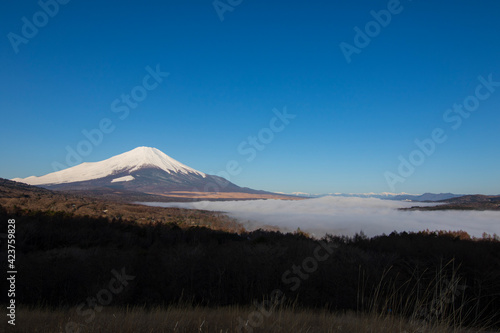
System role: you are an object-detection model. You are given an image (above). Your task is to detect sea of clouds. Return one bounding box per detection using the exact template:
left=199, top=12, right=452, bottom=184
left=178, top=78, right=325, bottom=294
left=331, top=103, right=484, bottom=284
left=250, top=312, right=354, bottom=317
left=141, top=197, right=500, bottom=238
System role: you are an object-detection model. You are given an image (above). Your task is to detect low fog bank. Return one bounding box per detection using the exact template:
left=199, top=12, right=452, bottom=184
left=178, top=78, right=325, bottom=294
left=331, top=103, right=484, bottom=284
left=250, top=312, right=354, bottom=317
left=141, top=197, right=500, bottom=238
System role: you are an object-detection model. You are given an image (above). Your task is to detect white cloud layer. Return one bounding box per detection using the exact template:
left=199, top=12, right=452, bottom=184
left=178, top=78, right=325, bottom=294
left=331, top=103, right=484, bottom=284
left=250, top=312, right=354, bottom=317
left=141, top=197, right=500, bottom=238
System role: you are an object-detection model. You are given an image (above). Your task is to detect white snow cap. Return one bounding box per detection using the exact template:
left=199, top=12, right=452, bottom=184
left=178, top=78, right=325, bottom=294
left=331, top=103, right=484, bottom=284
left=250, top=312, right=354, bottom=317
left=12, top=146, right=206, bottom=185
left=110, top=175, right=135, bottom=183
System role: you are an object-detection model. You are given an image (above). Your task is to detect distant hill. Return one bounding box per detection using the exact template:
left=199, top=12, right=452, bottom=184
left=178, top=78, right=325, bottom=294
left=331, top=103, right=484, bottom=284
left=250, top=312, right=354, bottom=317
left=300, top=192, right=465, bottom=202
left=440, top=194, right=500, bottom=204
left=389, top=192, right=465, bottom=202
left=400, top=194, right=500, bottom=211
left=0, top=178, right=243, bottom=231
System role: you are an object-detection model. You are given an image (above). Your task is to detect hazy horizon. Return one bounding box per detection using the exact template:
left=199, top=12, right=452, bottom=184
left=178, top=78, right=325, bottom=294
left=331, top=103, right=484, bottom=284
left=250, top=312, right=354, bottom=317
left=142, top=196, right=500, bottom=238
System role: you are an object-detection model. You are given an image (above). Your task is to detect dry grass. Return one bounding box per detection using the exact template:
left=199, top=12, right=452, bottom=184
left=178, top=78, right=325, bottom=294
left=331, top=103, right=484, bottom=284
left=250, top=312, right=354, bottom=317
left=354, top=260, right=498, bottom=333
left=8, top=305, right=485, bottom=333
left=151, top=191, right=304, bottom=200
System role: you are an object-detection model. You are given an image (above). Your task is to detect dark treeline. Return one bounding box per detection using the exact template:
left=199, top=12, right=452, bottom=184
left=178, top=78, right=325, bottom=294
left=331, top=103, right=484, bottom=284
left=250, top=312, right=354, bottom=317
left=1, top=205, right=499, bottom=328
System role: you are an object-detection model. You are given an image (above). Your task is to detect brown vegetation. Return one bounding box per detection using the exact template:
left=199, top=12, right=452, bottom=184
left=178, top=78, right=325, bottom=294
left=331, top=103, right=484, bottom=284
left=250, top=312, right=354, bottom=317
left=10, top=305, right=479, bottom=333
left=151, top=190, right=304, bottom=200
left=1, top=206, right=499, bottom=331
left=401, top=195, right=500, bottom=211
left=0, top=178, right=243, bottom=232
left=1, top=179, right=499, bottom=332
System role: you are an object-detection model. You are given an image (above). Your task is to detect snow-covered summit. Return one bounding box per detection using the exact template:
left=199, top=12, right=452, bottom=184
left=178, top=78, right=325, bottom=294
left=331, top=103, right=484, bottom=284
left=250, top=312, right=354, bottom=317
left=12, top=146, right=206, bottom=186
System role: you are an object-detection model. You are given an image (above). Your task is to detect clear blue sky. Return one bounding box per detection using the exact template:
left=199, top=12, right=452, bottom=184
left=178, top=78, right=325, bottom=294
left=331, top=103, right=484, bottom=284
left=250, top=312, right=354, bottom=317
left=1, top=0, right=499, bottom=195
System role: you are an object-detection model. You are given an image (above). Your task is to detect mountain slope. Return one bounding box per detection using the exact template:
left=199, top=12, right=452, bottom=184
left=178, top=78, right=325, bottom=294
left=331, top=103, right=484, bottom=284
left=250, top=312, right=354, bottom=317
left=11, top=147, right=286, bottom=198
left=400, top=194, right=500, bottom=211
left=12, top=147, right=205, bottom=185
left=0, top=178, right=242, bottom=229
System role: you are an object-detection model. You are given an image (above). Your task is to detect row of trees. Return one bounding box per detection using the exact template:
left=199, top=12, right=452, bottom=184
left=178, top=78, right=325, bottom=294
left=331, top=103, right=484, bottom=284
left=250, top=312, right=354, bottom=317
left=1, top=205, right=499, bottom=328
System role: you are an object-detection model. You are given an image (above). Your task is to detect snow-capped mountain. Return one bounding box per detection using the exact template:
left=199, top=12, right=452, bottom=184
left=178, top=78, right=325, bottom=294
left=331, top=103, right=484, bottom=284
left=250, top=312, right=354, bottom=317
left=13, top=147, right=206, bottom=186
left=328, top=192, right=464, bottom=202
left=12, top=147, right=267, bottom=196
left=286, top=192, right=464, bottom=202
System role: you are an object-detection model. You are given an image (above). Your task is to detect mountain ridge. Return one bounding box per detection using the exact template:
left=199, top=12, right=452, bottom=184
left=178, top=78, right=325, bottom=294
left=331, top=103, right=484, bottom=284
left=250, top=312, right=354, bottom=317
left=11, top=147, right=297, bottom=200
left=12, top=146, right=206, bottom=185
left=290, top=192, right=465, bottom=202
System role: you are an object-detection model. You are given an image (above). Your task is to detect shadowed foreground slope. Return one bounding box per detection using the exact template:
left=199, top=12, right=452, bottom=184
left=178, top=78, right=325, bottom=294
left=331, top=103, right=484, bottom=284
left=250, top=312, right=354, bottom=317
left=1, top=203, right=499, bottom=332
